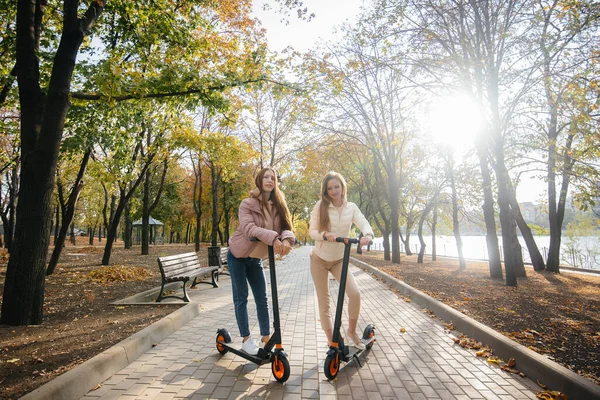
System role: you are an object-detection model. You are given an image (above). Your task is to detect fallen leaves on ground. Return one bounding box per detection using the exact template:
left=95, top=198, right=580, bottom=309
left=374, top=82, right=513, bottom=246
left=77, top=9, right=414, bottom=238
left=0, top=242, right=194, bottom=399
left=353, top=251, right=600, bottom=387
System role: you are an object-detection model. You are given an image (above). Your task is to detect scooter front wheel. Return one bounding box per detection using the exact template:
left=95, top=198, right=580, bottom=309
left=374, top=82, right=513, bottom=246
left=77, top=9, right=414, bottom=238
left=271, top=354, right=290, bottom=383
left=324, top=353, right=340, bottom=380
left=216, top=328, right=231, bottom=355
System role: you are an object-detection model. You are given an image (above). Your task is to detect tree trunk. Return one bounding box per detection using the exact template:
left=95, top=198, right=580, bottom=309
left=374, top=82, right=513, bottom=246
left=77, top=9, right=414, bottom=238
left=141, top=159, right=167, bottom=255
left=123, top=201, right=132, bottom=249
left=373, top=214, right=391, bottom=261
left=509, top=211, right=526, bottom=277
left=192, top=158, right=202, bottom=252
left=0, top=164, right=17, bottom=251
left=508, top=185, right=545, bottom=271
left=53, top=203, right=60, bottom=245
left=223, top=185, right=231, bottom=244
left=210, top=163, right=219, bottom=247
left=400, top=230, right=412, bottom=256
left=101, top=161, right=151, bottom=265
left=386, top=160, right=401, bottom=264
left=431, top=207, right=437, bottom=261
left=47, top=150, right=90, bottom=275
left=194, top=214, right=201, bottom=252
left=475, top=136, right=503, bottom=279
left=449, top=168, right=466, bottom=271
left=102, top=193, right=126, bottom=265
left=493, top=141, right=518, bottom=287
left=142, top=170, right=150, bottom=255
left=417, top=211, right=428, bottom=264
left=1, top=0, right=104, bottom=325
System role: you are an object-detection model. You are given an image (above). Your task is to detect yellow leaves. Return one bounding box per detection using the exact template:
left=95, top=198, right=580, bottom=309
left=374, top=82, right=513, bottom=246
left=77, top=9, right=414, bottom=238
left=444, top=322, right=455, bottom=331
left=422, top=308, right=435, bottom=318
left=497, top=306, right=517, bottom=314
left=452, top=334, right=483, bottom=350
left=475, top=348, right=493, bottom=357
left=87, top=265, right=153, bottom=283
left=6, top=358, right=20, bottom=364
left=538, top=380, right=547, bottom=389
left=500, top=357, right=525, bottom=377
left=536, top=391, right=568, bottom=400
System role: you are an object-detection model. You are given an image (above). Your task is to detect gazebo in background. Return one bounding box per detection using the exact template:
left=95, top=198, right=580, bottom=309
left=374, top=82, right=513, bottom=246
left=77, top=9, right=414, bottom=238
left=132, top=217, right=164, bottom=245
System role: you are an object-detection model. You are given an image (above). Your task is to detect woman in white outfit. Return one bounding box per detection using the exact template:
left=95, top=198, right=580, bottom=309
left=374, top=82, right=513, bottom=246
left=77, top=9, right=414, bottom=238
left=308, top=171, right=374, bottom=349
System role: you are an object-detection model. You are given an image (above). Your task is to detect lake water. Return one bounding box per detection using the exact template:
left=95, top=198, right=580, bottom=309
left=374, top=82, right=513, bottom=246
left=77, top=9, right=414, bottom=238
left=371, top=235, right=600, bottom=270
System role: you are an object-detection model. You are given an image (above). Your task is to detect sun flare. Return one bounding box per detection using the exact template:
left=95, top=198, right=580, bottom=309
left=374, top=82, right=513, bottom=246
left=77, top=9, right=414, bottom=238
left=423, top=93, right=484, bottom=151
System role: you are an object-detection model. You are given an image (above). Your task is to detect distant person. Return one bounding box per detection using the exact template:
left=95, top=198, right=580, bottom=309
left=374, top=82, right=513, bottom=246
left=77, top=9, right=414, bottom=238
left=308, top=171, right=374, bottom=349
left=228, top=167, right=295, bottom=355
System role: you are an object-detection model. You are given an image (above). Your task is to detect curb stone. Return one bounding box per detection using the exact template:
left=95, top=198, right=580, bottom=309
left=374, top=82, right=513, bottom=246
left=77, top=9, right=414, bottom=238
left=351, top=257, right=600, bottom=400
left=20, top=302, right=199, bottom=400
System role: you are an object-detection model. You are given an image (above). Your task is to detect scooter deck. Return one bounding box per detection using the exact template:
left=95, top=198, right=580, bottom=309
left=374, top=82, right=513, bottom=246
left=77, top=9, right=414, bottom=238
left=217, top=341, right=272, bottom=365
left=332, top=337, right=376, bottom=363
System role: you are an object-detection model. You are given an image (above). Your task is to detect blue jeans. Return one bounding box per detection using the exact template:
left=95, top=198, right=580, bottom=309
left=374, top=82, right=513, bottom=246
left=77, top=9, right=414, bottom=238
left=227, top=250, right=270, bottom=338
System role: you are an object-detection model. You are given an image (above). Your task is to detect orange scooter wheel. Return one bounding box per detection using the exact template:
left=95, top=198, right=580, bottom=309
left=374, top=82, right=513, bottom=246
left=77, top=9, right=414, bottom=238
left=324, top=353, right=339, bottom=380
left=272, top=354, right=290, bottom=383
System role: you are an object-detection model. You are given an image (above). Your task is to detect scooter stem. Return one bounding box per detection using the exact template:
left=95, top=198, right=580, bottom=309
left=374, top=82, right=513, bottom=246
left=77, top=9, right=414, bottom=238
left=331, top=240, right=353, bottom=345
left=268, top=244, right=283, bottom=349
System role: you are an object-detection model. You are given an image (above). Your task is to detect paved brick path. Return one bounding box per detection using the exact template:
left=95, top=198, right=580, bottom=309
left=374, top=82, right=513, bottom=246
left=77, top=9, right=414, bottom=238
left=82, top=246, right=539, bottom=399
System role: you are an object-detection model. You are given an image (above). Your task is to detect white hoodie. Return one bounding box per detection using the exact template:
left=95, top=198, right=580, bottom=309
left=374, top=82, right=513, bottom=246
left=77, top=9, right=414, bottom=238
left=309, top=200, right=374, bottom=261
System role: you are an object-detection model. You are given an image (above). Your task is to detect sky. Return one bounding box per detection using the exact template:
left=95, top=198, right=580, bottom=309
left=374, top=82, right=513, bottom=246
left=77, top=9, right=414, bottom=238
left=251, top=0, right=547, bottom=204
left=252, top=0, right=364, bottom=53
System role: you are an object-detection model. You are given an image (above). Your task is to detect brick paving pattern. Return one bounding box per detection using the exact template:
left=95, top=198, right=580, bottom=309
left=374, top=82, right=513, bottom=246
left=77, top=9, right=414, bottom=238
left=82, top=246, right=540, bottom=399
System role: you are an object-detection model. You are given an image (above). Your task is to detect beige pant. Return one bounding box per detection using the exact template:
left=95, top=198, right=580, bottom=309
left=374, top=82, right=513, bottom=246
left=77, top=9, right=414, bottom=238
left=310, top=251, right=361, bottom=331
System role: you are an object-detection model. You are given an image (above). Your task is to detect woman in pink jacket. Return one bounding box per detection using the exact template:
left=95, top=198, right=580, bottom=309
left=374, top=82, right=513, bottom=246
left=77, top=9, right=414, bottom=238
left=309, top=171, right=374, bottom=349
left=228, top=167, right=295, bottom=355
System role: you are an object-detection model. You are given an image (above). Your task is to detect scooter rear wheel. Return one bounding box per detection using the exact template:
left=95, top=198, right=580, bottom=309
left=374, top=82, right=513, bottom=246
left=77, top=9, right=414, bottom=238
left=271, top=354, right=290, bottom=383
left=324, top=353, right=340, bottom=380
left=363, top=325, right=376, bottom=350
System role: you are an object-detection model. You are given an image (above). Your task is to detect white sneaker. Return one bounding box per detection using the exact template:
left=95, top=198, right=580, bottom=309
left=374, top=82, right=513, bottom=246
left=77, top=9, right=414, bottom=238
left=241, top=336, right=259, bottom=355
left=347, top=331, right=366, bottom=350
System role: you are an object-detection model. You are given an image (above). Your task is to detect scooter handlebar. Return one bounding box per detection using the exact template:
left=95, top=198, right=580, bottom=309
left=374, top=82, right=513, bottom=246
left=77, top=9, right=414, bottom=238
left=249, top=237, right=281, bottom=245
left=335, top=237, right=373, bottom=245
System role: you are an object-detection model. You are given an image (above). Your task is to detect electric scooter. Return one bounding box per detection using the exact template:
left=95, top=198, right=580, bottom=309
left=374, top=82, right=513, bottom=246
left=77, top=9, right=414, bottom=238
left=323, top=237, right=376, bottom=381
left=215, top=241, right=291, bottom=383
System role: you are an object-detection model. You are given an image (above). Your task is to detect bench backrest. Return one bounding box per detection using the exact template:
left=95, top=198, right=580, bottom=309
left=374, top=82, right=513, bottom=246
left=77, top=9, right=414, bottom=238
left=157, top=252, right=202, bottom=280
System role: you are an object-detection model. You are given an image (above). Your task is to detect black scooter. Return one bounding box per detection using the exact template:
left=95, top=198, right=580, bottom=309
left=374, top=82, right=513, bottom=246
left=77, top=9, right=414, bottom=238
left=323, top=237, right=376, bottom=380
left=215, top=241, right=290, bottom=383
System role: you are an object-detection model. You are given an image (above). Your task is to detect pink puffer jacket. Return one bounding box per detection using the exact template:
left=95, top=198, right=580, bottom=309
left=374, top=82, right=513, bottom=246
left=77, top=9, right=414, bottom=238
left=229, top=197, right=295, bottom=258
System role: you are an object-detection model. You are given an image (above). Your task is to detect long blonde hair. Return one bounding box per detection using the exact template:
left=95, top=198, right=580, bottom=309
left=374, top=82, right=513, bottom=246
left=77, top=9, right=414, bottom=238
left=254, top=167, right=293, bottom=231
left=318, top=171, right=347, bottom=232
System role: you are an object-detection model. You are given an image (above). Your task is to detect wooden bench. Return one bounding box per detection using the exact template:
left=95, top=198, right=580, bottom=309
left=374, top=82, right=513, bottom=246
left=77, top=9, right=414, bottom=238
left=219, top=247, right=229, bottom=276
left=208, top=246, right=230, bottom=277
left=156, top=252, right=218, bottom=302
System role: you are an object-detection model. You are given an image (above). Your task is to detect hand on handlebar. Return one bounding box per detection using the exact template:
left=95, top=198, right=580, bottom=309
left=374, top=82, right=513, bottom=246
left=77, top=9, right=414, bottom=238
left=359, top=236, right=372, bottom=247
left=273, top=238, right=291, bottom=256
left=323, top=232, right=337, bottom=242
